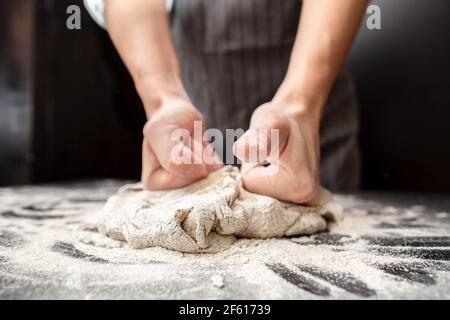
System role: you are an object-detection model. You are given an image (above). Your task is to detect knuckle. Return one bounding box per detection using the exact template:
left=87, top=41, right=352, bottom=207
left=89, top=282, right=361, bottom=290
left=241, top=178, right=258, bottom=194
left=161, top=157, right=181, bottom=172
left=142, top=176, right=156, bottom=190
left=233, top=140, right=247, bottom=158
left=143, top=119, right=159, bottom=136
left=292, top=175, right=318, bottom=203
left=142, top=122, right=151, bottom=136
left=267, top=115, right=285, bottom=129
left=253, top=110, right=286, bottom=130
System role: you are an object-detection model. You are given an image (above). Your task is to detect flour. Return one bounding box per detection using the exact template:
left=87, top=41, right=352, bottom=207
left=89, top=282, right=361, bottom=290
left=2, top=180, right=450, bottom=299
left=211, top=275, right=225, bottom=288
left=97, top=166, right=343, bottom=253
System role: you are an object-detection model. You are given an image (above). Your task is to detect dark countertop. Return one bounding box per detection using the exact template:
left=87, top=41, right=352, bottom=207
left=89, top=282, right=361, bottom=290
left=0, top=181, right=449, bottom=299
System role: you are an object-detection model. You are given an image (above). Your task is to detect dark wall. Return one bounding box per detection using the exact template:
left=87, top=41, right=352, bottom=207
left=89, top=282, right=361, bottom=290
left=0, top=0, right=32, bottom=185
left=347, top=0, right=450, bottom=192
left=32, top=0, right=145, bottom=183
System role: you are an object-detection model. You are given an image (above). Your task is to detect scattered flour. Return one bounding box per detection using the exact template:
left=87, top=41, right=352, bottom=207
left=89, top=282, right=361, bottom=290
left=2, top=180, right=449, bottom=299
left=211, top=275, right=225, bottom=288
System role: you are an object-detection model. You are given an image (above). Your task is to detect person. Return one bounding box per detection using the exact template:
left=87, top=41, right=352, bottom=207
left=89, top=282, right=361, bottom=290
left=85, top=0, right=367, bottom=205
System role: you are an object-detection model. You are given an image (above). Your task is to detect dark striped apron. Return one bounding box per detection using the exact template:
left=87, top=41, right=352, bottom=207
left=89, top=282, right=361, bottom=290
left=170, top=0, right=361, bottom=191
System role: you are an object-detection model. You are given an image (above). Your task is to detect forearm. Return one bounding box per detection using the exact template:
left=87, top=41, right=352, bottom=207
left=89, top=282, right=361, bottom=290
left=275, top=0, right=367, bottom=121
left=105, top=0, right=187, bottom=116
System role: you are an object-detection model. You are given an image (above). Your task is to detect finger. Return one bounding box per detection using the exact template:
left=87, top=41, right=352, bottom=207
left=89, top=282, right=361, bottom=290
left=239, top=121, right=319, bottom=205
left=142, top=139, right=203, bottom=190
left=241, top=162, right=320, bottom=205
left=202, top=139, right=223, bottom=172
left=233, top=124, right=289, bottom=164
left=141, top=137, right=160, bottom=181
left=146, top=121, right=208, bottom=179
left=240, top=162, right=290, bottom=198
left=233, top=129, right=261, bottom=163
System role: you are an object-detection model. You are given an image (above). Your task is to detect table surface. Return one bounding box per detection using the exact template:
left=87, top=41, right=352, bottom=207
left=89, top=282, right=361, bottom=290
left=0, top=180, right=449, bottom=300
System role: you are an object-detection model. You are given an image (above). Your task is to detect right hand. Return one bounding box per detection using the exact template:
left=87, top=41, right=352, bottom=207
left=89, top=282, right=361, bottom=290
left=141, top=96, right=222, bottom=190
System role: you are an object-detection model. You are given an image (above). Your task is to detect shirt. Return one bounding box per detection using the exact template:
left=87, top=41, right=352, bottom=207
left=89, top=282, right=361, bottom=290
left=84, top=0, right=174, bottom=28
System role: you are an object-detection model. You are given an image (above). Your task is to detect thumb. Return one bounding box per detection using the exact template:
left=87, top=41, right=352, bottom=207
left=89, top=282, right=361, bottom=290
left=149, top=126, right=208, bottom=179
left=202, top=140, right=224, bottom=172
left=233, top=119, right=289, bottom=164
left=142, top=138, right=205, bottom=190
left=232, top=128, right=267, bottom=163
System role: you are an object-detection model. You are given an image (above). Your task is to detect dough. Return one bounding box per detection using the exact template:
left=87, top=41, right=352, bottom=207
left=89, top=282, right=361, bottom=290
left=97, top=166, right=343, bottom=253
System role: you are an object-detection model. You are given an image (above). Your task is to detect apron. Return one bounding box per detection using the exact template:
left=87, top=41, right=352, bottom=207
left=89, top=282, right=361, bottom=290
left=170, top=0, right=361, bottom=191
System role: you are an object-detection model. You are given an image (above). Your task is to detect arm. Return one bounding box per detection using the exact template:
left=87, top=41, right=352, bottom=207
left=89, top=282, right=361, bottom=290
left=105, top=0, right=184, bottom=116
left=275, top=0, right=368, bottom=121
left=234, top=0, right=367, bottom=204
left=105, top=0, right=220, bottom=189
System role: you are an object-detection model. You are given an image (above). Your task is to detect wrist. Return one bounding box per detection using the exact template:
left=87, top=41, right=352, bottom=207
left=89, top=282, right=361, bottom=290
left=275, top=80, right=326, bottom=111
left=272, top=89, right=324, bottom=131
left=135, top=73, right=190, bottom=118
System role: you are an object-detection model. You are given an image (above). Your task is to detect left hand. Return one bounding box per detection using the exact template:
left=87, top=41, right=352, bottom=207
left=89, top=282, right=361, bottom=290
left=233, top=100, right=322, bottom=205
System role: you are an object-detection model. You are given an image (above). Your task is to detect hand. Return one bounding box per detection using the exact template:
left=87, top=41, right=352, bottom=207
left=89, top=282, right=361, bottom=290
left=141, top=96, right=222, bottom=190
left=233, top=100, right=321, bottom=205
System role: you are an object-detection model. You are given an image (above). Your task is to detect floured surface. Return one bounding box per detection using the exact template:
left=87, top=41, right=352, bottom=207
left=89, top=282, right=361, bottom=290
left=0, top=180, right=450, bottom=299
left=98, top=166, right=342, bottom=253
